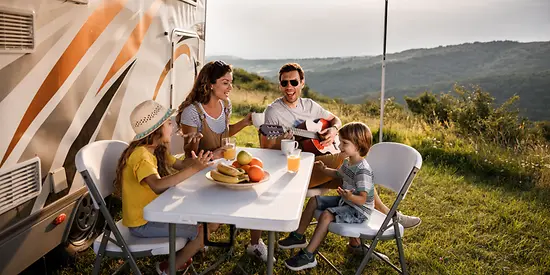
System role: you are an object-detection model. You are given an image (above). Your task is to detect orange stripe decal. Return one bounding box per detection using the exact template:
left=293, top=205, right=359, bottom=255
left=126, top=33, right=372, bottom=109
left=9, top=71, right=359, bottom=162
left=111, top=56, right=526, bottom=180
left=152, top=44, right=191, bottom=100
left=97, top=0, right=163, bottom=94
left=1, top=0, right=127, bottom=166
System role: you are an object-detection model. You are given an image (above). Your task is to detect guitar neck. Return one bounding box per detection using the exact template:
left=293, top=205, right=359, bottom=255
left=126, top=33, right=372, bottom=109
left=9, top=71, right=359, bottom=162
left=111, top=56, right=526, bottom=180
left=289, top=127, right=318, bottom=139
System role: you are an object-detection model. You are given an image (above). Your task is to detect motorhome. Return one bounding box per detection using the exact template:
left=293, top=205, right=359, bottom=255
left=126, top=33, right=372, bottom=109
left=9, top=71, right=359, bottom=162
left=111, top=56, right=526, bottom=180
left=0, top=0, right=205, bottom=273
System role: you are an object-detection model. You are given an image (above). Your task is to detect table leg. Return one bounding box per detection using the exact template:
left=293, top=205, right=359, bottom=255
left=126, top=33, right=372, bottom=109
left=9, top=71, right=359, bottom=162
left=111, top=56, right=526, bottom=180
left=169, top=223, right=176, bottom=275
left=267, top=231, right=275, bottom=275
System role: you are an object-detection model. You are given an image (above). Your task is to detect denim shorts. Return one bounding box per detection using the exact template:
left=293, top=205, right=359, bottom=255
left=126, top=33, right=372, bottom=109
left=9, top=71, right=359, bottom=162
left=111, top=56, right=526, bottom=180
left=315, top=195, right=367, bottom=224
left=129, top=222, right=199, bottom=240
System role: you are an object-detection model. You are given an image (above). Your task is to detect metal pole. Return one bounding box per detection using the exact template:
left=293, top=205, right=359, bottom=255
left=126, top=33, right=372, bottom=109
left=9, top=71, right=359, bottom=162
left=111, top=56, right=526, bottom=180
left=379, top=0, right=389, bottom=142
left=169, top=223, right=176, bottom=275
left=267, top=231, right=275, bottom=275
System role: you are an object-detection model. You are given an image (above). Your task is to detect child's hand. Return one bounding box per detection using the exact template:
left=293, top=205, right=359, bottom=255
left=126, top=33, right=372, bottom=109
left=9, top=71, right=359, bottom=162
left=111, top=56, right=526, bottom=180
left=191, top=150, right=213, bottom=169
left=313, top=160, right=327, bottom=172
left=337, top=187, right=354, bottom=200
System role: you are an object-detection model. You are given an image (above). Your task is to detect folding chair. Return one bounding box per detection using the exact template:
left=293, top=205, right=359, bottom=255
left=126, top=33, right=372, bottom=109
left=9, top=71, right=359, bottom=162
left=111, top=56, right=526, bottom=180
left=314, top=142, right=422, bottom=275
left=75, top=140, right=191, bottom=275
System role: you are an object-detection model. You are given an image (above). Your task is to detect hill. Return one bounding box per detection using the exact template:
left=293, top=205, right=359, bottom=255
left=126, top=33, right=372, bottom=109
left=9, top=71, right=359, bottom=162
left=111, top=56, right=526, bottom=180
left=209, top=41, right=550, bottom=120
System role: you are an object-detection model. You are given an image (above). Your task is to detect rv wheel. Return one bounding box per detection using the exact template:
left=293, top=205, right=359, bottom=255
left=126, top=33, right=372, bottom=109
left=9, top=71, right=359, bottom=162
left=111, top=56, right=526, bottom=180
left=64, top=193, right=104, bottom=255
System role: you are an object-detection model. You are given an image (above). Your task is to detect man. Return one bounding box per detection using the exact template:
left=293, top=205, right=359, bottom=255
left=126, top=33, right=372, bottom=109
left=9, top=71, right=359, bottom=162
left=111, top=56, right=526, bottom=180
left=260, top=63, right=421, bottom=252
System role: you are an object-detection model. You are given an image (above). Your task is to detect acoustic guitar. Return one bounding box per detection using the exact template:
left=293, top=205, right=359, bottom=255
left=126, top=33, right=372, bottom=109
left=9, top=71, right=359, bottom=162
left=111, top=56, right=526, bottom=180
left=259, top=118, right=340, bottom=156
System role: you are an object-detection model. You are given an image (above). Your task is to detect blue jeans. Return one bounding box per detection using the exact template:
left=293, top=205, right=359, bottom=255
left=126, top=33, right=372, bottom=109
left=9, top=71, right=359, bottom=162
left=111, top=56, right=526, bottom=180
left=129, top=222, right=199, bottom=240
left=316, top=195, right=367, bottom=224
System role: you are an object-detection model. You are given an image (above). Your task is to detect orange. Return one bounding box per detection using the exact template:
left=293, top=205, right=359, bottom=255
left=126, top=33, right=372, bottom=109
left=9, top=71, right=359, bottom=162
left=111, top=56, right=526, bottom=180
left=241, top=165, right=251, bottom=173
left=232, top=161, right=241, bottom=168
left=248, top=165, right=264, bottom=182
left=249, top=157, right=263, bottom=168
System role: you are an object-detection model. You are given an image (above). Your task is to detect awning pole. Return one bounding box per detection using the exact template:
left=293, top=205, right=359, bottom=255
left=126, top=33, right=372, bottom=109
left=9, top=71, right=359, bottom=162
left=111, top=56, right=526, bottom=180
left=379, top=0, right=389, bottom=142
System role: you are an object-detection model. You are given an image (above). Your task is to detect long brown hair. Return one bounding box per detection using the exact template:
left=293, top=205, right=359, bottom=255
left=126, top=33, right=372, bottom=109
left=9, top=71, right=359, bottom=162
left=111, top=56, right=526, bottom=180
left=175, top=60, right=232, bottom=125
left=113, top=127, right=170, bottom=196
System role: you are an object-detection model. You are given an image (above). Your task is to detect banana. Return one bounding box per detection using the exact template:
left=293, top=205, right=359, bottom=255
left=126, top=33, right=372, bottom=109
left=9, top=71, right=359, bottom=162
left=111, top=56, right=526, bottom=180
left=217, top=163, right=245, bottom=177
left=211, top=170, right=240, bottom=184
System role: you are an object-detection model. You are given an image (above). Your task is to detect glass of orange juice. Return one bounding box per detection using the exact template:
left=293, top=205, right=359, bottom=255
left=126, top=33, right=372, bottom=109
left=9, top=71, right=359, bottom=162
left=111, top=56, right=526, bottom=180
left=287, top=149, right=301, bottom=173
left=222, top=137, right=236, bottom=161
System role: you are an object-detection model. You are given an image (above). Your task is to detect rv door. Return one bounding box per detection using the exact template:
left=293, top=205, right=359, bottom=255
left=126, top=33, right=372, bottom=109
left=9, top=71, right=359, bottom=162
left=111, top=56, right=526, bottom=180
left=169, top=29, right=200, bottom=109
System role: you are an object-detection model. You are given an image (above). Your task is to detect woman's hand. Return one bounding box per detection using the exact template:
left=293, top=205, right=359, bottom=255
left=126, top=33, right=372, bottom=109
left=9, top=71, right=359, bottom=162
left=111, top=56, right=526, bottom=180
left=178, top=131, right=203, bottom=145
left=191, top=150, right=213, bottom=170
left=243, top=112, right=253, bottom=126
left=212, top=147, right=226, bottom=160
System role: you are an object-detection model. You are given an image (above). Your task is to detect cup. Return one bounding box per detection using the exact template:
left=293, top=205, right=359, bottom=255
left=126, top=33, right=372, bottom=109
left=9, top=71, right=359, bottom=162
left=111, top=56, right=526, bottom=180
left=222, top=137, right=236, bottom=161
left=287, top=149, right=301, bottom=173
left=281, top=139, right=299, bottom=155
left=251, top=112, right=264, bottom=129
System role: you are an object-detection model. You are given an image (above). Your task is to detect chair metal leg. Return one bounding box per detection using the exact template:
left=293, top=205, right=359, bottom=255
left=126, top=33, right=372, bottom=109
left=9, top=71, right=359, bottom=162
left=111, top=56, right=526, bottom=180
left=317, top=251, right=343, bottom=275
left=197, top=228, right=241, bottom=275
left=355, top=238, right=379, bottom=275
left=92, top=228, right=111, bottom=275
left=394, top=221, right=408, bottom=275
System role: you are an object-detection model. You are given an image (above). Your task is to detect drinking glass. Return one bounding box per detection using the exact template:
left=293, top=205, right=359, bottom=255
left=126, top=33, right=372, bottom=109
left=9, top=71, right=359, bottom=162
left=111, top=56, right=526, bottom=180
left=287, top=149, right=301, bottom=173
left=222, top=137, right=236, bottom=161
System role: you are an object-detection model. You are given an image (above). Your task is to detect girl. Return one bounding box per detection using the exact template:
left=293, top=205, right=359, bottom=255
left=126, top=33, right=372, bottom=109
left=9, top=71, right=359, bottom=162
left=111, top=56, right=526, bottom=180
left=115, top=100, right=217, bottom=275
left=176, top=61, right=270, bottom=262
left=277, top=122, right=376, bottom=271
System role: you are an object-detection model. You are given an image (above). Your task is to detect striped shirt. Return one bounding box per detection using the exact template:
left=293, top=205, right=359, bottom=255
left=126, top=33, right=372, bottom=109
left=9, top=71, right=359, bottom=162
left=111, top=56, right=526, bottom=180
left=180, top=99, right=232, bottom=134
left=337, top=158, right=375, bottom=217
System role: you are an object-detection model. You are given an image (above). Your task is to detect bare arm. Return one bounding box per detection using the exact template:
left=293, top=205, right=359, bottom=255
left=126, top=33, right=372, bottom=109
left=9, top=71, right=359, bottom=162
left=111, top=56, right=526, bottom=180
left=319, top=112, right=342, bottom=147
left=229, top=113, right=252, bottom=136
left=313, top=160, right=339, bottom=179
left=144, top=151, right=213, bottom=194
left=180, top=124, right=201, bottom=158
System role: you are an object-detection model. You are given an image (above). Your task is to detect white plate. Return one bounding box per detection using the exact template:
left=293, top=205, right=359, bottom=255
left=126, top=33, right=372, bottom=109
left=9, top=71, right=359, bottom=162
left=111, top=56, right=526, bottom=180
left=205, top=171, right=270, bottom=190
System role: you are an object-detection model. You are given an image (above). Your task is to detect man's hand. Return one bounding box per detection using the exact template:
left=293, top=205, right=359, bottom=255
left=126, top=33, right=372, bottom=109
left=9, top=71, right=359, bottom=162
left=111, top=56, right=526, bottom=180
left=191, top=150, right=213, bottom=170
left=337, top=187, right=354, bottom=200
left=318, top=126, right=337, bottom=147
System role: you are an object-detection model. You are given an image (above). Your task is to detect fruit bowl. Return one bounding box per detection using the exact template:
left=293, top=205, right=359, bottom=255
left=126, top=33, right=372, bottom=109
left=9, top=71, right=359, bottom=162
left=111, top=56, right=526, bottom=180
left=205, top=171, right=270, bottom=190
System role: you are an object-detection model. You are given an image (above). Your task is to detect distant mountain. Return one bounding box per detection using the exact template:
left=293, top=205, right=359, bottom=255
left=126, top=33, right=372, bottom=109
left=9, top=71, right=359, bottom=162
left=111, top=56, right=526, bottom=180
left=208, top=41, right=550, bottom=120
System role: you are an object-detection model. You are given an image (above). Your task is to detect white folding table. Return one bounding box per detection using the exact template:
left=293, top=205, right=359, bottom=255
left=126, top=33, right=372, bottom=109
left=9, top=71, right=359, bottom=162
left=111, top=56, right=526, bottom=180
left=143, top=147, right=315, bottom=275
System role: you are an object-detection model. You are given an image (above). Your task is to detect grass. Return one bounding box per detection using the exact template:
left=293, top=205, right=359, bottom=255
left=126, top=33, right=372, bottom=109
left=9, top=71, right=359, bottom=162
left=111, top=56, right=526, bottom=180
left=48, top=88, right=550, bottom=274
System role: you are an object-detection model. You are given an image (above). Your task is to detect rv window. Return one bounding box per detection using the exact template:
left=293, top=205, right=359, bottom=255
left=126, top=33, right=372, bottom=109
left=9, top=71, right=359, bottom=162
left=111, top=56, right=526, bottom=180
left=179, top=0, right=198, bottom=6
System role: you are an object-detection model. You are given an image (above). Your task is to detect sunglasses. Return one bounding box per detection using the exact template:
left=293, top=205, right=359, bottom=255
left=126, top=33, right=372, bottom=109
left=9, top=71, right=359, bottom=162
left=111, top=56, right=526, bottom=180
left=280, top=79, right=300, bottom=87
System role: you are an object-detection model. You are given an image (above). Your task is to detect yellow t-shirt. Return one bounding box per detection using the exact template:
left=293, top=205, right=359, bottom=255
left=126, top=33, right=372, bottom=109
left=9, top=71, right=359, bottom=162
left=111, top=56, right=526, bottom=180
left=121, top=146, right=176, bottom=227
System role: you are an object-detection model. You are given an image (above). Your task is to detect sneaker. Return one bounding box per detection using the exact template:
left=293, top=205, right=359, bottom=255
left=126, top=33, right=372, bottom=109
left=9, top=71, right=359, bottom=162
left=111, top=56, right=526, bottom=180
left=278, top=232, right=308, bottom=249
left=396, top=212, right=422, bottom=229
left=246, top=239, right=275, bottom=262
left=155, top=258, right=193, bottom=275
left=346, top=244, right=390, bottom=261
left=284, top=249, right=318, bottom=271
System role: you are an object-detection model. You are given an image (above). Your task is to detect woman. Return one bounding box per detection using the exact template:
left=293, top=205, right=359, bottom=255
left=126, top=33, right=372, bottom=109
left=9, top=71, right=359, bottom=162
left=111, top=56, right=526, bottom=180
left=176, top=61, right=271, bottom=262
left=176, top=60, right=251, bottom=159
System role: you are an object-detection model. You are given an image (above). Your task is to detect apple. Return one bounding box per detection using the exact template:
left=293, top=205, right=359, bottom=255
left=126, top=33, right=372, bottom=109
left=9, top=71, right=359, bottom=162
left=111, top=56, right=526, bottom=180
left=237, top=150, right=253, bottom=165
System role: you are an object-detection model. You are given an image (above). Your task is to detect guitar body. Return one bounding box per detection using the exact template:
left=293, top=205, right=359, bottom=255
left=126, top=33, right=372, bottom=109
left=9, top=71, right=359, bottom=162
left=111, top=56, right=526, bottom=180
left=259, top=119, right=340, bottom=156
left=295, top=119, right=340, bottom=156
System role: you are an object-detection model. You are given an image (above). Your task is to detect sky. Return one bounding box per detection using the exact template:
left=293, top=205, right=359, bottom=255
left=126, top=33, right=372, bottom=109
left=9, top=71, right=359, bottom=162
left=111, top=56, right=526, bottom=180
left=204, top=0, right=550, bottom=59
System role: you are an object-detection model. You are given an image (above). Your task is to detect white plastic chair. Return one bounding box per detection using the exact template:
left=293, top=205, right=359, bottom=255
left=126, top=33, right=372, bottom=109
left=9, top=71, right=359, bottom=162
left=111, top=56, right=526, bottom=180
left=75, top=140, right=189, bottom=275
left=314, top=142, right=422, bottom=275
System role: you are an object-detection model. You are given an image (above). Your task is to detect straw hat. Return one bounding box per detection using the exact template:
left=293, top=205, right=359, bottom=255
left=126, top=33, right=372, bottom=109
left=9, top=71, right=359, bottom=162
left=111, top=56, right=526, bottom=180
left=130, top=100, right=176, bottom=140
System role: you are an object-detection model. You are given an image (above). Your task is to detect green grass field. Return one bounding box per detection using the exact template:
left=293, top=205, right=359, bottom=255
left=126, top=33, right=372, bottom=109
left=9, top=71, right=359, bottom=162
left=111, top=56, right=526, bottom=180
left=50, top=88, right=550, bottom=274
